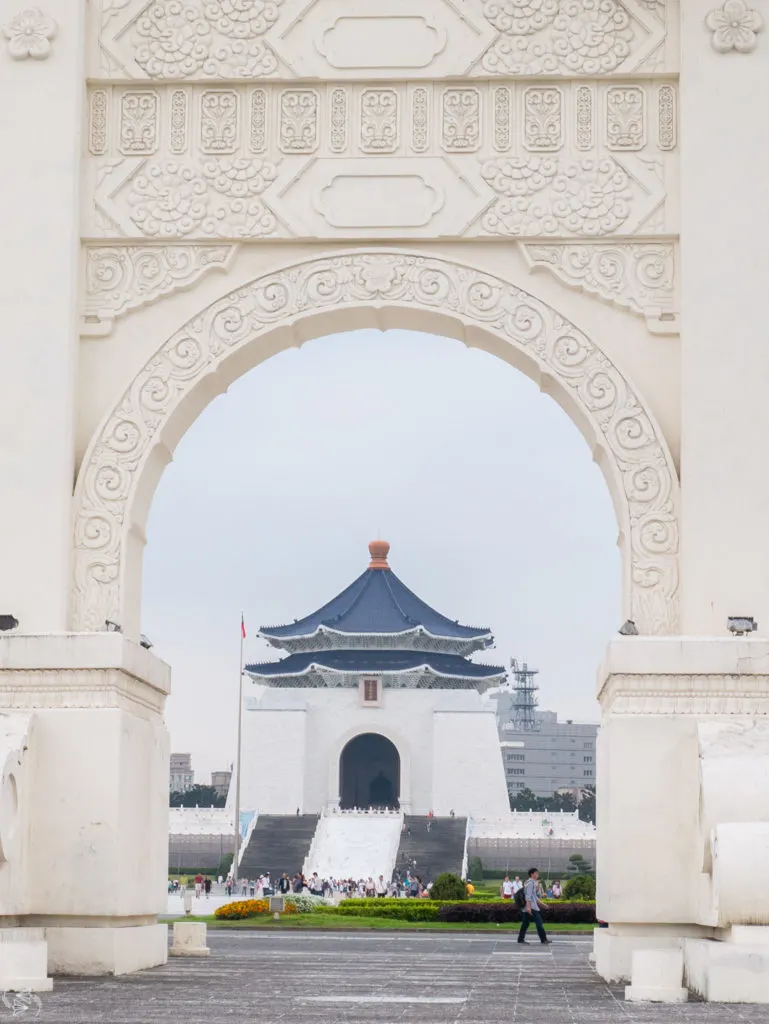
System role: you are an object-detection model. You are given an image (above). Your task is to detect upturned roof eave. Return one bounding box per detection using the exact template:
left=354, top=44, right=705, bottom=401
left=244, top=662, right=507, bottom=681
left=258, top=623, right=494, bottom=646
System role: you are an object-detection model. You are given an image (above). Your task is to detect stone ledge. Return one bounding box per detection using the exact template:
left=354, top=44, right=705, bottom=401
left=600, top=637, right=769, bottom=685
left=0, top=633, right=170, bottom=706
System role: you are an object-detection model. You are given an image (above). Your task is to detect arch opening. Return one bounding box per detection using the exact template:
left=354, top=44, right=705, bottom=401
left=339, top=733, right=401, bottom=810
left=71, top=250, right=680, bottom=639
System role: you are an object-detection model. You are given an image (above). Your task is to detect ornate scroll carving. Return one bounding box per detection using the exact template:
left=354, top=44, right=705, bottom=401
left=575, top=86, right=593, bottom=151
left=520, top=241, right=677, bottom=331
left=441, top=89, right=480, bottom=152
left=120, top=91, right=159, bottom=154
left=480, top=0, right=665, bottom=76
left=279, top=90, right=318, bottom=153
left=657, top=85, right=675, bottom=150
left=606, top=87, right=645, bottom=151
left=360, top=90, right=398, bottom=153
left=72, top=251, right=680, bottom=636
left=493, top=87, right=511, bottom=152
left=82, top=244, right=235, bottom=334
left=122, top=159, right=278, bottom=238
left=90, top=90, right=109, bottom=155
left=480, top=156, right=661, bottom=237
left=200, top=91, right=239, bottom=154
left=523, top=87, right=563, bottom=151
left=411, top=88, right=429, bottom=153
left=249, top=90, right=267, bottom=153
left=169, top=89, right=188, bottom=153
left=329, top=88, right=347, bottom=153
left=124, top=0, right=281, bottom=78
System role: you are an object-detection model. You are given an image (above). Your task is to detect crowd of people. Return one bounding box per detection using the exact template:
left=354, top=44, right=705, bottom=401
left=221, top=870, right=435, bottom=899
left=500, top=875, right=562, bottom=900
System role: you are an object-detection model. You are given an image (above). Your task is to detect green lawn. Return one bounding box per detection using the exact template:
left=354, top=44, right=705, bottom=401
left=166, top=914, right=593, bottom=933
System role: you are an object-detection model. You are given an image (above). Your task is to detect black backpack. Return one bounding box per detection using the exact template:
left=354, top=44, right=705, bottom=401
left=514, top=885, right=527, bottom=909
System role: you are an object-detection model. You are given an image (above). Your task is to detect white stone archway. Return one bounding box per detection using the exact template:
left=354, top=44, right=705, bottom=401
left=71, top=249, right=680, bottom=639
left=4, top=0, right=769, bottom=1000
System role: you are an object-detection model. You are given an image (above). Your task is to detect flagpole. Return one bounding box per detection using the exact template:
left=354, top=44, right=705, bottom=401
left=232, top=613, right=245, bottom=885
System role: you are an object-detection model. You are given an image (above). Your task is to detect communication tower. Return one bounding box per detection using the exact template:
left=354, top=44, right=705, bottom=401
left=507, top=657, right=541, bottom=732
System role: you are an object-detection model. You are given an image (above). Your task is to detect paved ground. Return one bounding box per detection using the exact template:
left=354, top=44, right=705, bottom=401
left=23, top=932, right=769, bottom=1023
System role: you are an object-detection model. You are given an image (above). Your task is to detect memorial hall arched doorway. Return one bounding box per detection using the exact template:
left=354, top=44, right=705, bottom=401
left=339, top=733, right=401, bottom=811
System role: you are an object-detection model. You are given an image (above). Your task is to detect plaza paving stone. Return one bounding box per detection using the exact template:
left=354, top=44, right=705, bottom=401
left=28, top=932, right=769, bottom=1023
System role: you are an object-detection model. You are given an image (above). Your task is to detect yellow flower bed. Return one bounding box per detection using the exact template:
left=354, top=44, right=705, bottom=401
left=214, top=898, right=297, bottom=920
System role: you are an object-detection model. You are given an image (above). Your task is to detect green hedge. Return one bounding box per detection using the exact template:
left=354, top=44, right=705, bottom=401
left=330, top=899, right=441, bottom=921
left=438, top=901, right=596, bottom=924
left=319, top=898, right=595, bottom=924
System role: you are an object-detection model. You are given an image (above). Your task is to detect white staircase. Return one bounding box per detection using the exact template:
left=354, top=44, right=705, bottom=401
left=304, top=810, right=403, bottom=880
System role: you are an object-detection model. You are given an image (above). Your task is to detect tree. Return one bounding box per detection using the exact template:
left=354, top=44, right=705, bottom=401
left=508, top=788, right=578, bottom=814
left=566, top=853, right=593, bottom=875
left=430, top=873, right=468, bottom=901
left=563, top=874, right=595, bottom=900
left=467, top=856, right=484, bottom=881
left=578, top=786, right=596, bottom=824
left=170, top=785, right=225, bottom=808
left=509, top=788, right=542, bottom=812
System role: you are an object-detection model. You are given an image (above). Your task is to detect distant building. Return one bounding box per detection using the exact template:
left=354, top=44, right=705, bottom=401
left=169, top=753, right=194, bottom=793
left=494, top=681, right=598, bottom=799
left=211, top=770, right=232, bottom=801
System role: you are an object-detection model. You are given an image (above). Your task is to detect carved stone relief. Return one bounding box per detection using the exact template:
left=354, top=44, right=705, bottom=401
left=85, top=80, right=676, bottom=240
left=71, top=251, right=680, bottom=636
left=520, top=241, right=677, bottom=333
left=81, top=244, right=236, bottom=335
left=706, top=1, right=763, bottom=53
left=93, top=0, right=675, bottom=79
left=2, top=7, right=56, bottom=60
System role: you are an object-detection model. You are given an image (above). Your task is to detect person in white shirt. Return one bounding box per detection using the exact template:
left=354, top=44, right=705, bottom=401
left=501, top=875, right=514, bottom=900
left=512, top=876, right=523, bottom=893
left=376, top=875, right=387, bottom=897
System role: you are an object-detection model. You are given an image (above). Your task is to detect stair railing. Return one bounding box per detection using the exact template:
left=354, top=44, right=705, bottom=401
left=461, top=814, right=472, bottom=880
left=238, top=811, right=259, bottom=869
left=302, top=810, right=325, bottom=876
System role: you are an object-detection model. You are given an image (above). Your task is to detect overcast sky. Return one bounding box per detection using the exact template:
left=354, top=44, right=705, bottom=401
left=142, top=328, right=619, bottom=782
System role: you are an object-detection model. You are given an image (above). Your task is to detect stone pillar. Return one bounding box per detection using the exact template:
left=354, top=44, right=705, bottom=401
left=679, top=0, right=769, bottom=633
left=0, top=1, right=84, bottom=632
left=596, top=637, right=769, bottom=995
left=0, top=634, right=170, bottom=975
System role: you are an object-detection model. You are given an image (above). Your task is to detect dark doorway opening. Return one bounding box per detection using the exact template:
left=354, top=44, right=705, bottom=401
left=339, top=733, right=400, bottom=809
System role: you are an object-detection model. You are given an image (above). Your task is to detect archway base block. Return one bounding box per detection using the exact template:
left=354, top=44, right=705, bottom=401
left=597, top=637, right=769, bottom=1001
left=0, top=633, right=170, bottom=975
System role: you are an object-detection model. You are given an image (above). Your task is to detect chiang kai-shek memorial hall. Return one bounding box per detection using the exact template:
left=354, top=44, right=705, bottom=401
left=239, top=540, right=510, bottom=819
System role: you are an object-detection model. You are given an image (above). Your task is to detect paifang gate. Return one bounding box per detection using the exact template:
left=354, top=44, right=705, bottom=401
left=2, top=0, right=769, bottom=1003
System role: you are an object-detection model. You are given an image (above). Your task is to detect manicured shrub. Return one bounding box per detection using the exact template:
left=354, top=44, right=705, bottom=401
left=563, top=874, right=596, bottom=901
left=330, top=899, right=440, bottom=922
left=430, top=873, right=467, bottom=901
left=286, top=893, right=332, bottom=914
left=436, top=900, right=596, bottom=925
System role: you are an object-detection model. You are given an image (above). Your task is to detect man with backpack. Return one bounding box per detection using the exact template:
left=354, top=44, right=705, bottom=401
left=516, top=867, right=551, bottom=945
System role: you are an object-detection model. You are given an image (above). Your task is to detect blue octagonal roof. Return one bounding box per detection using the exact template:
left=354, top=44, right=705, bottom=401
left=260, top=541, right=492, bottom=646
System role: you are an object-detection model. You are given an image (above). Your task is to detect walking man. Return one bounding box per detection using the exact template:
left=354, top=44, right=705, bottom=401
left=518, top=868, right=551, bottom=945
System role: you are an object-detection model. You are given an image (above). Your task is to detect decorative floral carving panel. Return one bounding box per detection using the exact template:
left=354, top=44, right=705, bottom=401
left=92, top=0, right=675, bottom=79
left=85, top=80, right=677, bottom=240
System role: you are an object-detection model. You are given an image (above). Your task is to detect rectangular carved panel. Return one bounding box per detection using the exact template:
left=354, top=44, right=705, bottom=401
left=85, top=79, right=677, bottom=241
